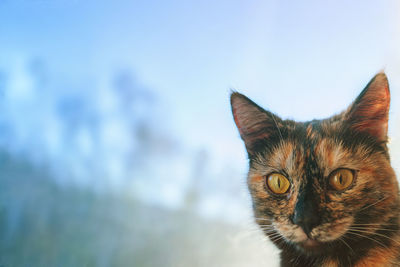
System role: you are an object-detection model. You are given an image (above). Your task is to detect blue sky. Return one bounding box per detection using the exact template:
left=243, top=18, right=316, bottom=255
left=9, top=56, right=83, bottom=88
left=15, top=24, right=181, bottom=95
left=1, top=0, right=400, bottom=218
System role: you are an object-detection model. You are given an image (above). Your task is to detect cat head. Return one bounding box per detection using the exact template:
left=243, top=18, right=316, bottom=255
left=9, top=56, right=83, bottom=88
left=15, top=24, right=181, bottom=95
left=231, top=73, right=399, bottom=254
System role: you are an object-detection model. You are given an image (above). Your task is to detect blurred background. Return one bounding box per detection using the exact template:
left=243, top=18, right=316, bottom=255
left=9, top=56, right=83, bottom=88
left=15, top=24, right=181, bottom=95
left=0, top=0, right=400, bottom=266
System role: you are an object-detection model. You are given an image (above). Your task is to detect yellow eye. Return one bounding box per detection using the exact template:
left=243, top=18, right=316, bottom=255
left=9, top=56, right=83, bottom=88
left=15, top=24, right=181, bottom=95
left=329, top=169, right=354, bottom=191
left=267, top=173, right=290, bottom=194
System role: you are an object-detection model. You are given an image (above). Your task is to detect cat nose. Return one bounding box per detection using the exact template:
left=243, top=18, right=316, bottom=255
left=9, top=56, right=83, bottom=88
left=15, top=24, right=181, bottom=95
left=290, top=193, right=321, bottom=236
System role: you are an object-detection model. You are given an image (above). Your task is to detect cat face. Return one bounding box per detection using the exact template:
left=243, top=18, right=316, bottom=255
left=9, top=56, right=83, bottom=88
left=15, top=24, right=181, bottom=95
left=231, top=73, right=399, bottom=254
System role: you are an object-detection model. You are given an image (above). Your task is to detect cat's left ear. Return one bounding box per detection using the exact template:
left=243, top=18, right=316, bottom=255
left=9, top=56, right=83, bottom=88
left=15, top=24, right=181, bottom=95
left=345, top=72, right=390, bottom=141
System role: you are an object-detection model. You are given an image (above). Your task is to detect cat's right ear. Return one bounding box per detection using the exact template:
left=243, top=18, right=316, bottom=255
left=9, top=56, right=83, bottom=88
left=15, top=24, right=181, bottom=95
left=230, top=92, right=282, bottom=154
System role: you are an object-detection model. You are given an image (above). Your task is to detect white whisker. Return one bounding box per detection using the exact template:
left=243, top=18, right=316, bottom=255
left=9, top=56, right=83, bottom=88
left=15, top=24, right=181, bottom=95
left=347, top=230, right=388, bottom=248
left=358, top=196, right=389, bottom=212
left=348, top=228, right=400, bottom=246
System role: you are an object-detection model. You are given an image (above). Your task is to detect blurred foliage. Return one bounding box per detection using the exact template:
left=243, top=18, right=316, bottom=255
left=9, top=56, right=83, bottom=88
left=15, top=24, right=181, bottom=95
left=0, top=59, right=278, bottom=266
left=0, top=151, right=277, bottom=267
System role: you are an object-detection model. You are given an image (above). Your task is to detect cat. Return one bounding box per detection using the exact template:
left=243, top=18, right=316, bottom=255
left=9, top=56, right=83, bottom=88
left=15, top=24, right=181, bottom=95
left=230, top=73, right=400, bottom=266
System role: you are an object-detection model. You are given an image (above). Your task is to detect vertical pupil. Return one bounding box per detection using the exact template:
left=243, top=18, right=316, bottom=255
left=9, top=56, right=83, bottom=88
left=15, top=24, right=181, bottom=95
left=339, top=174, right=343, bottom=184
left=277, top=177, right=281, bottom=188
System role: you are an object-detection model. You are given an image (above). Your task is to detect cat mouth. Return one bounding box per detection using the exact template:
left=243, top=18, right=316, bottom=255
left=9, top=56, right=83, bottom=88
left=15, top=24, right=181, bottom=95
left=299, top=238, right=321, bottom=249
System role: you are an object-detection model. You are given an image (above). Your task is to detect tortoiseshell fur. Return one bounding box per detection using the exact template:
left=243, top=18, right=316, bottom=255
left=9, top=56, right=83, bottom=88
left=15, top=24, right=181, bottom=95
left=231, top=73, right=400, bottom=266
